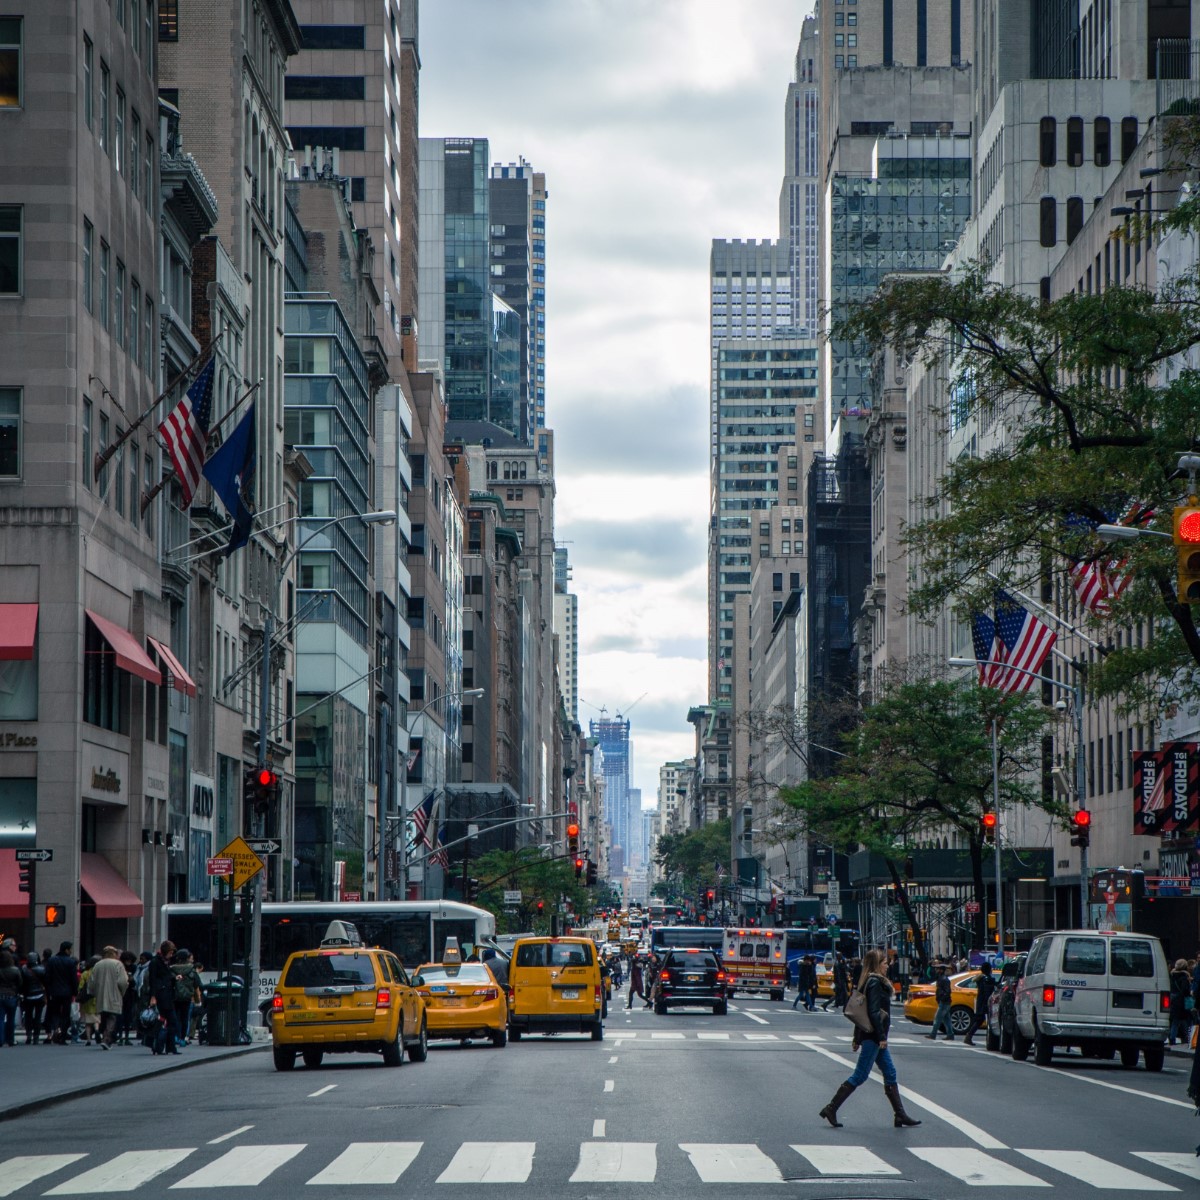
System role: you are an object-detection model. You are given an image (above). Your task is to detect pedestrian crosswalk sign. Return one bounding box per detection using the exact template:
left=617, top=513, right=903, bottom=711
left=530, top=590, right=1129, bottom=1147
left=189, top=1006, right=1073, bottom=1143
left=216, top=835, right=265, bottom=890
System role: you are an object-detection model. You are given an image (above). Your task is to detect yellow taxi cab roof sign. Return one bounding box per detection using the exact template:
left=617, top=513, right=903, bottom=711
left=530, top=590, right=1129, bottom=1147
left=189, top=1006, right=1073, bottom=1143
left=320, top=920, right=362, bottom=948
left=442, top=936, right=462, bottom=964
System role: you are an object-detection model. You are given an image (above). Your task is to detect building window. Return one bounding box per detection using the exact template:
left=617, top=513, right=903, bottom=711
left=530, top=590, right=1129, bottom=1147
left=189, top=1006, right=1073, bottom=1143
left=0, top=206, right=20, bottom=294
left=158, top=0, right=178, bottom=40
left=144, top=131, right=153, bottom=205
left=83, top=617, right=130, bottom=734
left=83, top=35, right=93, bottom=128
left=114, top=261, right=125, bottom=345
left=130, top=110, right=141, bottom=197
left=772, top=572, right=783, bottom=591
left=82, top=219, right=92, bottom=310
left=1121, top=117, right=1138, bottom=163
left=847, top=55, right=857, bottom=67
left=834, top=54, right=844, bottom=68
left=0, top=17, right=22, bottom=107
left=98, top=413, right=108, bottom=494
left=1066, top=116, right=1083, bottom=167
left=297, top=25, right=366, bottom=50
left=1066, top=196, right=1083, bottom=245
left=1039, top=117, right=1056, bottom=167
left=285, top=76, right=366, bottom=101
left=130, top=278, right=140, bottom=361
left=835, top=33, right=844, bottom=46
left=99, top=240, right=109, bottom=328
left=143, top=450, right=154, bottom=538
left=1039, top=197, right=1056, bottom=247
left=128, top=440, right=138, bottom=530
left=1093, top=117, right=1111, bottom=167
left=0, top=387, right=19, bottom=476
left=99, top=61, right=109, bottom=152
left=114, top=88, right=125, bottom=174
left=82, top=398, right=92, bottom=488
left=143, top=297, right=153, bottom=376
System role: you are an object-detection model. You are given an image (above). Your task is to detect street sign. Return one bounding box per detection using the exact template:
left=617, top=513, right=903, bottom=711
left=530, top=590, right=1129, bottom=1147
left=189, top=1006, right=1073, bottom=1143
left=207, top=857, right=234, bottom=876
left=342, top=891, right=361, bottom=902
left=246, top=838, right=280, bottom=855
left=216, top=835, right=265, bottom=890
left=965, top=900, right=981, bottom=915
left=503, top=889, right=522, bottom=904
left=15, top=848, right=52, bottom=862
left=826, top=881, right=840, bottom=907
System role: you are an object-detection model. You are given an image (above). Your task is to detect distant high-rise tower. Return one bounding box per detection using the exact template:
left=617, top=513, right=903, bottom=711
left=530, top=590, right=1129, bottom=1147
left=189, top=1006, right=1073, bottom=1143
left=591, top=717, right=631, bottom=863
left=780, top=14, right=820, bottom=338
left=553, top=547, right=578, bottom=725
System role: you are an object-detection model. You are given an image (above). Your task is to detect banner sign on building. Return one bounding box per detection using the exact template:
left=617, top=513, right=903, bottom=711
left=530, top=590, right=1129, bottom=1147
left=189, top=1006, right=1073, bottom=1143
left=1132, top=742, right=1200, bottom=835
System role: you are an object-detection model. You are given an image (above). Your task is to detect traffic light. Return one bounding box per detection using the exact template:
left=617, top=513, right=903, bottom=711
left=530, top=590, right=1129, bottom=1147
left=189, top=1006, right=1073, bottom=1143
left=566, top=822, right=579, bottom=856
left=981, top=809, right=998, bottom=844
left=586, top=859, right=598, bottom=886
left=1070, top=808, right=1091, bottom=848
left=535, top=899, right=544, bottom=914
left=574, top=856, right=584, bottom=879
left=253, top=767, right=279, bottom=813
left=42, top=903, right=66, bottom=926
left=465, top=877, right=480, bottom=902
left=1174, top=504, right=1200, bottom=604
left=18, top=861, right=33, bottom=893
left=705, top=888, right=715, bottom=909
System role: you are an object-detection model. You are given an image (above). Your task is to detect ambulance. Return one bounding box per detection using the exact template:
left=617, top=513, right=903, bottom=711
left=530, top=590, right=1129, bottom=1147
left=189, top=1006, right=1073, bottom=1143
left=722, top=927, right=788, bottom=1000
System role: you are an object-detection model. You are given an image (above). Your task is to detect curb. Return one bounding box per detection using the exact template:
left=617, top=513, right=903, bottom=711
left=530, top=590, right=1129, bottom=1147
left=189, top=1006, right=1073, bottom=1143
left=0, top=1043, right=266, bottom=1122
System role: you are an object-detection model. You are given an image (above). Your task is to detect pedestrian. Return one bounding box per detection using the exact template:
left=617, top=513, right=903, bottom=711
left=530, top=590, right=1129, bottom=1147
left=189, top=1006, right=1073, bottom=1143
left=77, top=956, right=100, bottom=1045
left=926, top=964, right=955, bottom=1040
left=20, top=951, right=46, bottom=1043
left=627, top=955, right=644, bottom=1009
left=818, top=946, right=921, bottom=1129
left=172, top=949, right=202, bottom=1048
left=88, top=946, right=128, bottom=1049
left=118, top=951, right=138, bottom=1045
left=1168, top=958, right=1193, bottom=1046
left=963, top=960, right=996, bottom=1047
left=0, top=948, right=21, bottom=1046
left=794, top=955, right=817, bottom=1011
left=147, top=940, right=181, bottom=1055
left=833, top=952, right=850, bottom=1011
left=644, top=952, right=660, bottom=1008
left=43, top=940, right=78, bottom=1045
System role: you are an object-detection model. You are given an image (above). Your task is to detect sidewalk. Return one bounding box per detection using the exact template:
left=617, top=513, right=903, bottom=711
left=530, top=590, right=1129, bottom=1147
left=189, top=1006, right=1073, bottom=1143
left=0, top=1039, right=267, bottom=1121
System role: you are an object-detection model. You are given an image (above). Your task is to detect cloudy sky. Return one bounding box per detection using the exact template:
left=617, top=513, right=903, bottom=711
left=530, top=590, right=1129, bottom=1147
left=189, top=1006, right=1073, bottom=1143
left=421, top=1, right=814, bottom=803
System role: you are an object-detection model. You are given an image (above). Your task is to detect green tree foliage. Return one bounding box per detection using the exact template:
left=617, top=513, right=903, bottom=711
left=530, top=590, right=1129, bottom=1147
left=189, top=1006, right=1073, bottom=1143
left=469, top=847, right=592, bottom=935
left=778, top=674, right=1060, bottom=950
left=654, top=819, right=731, bottom=898
left=837, top=253, right=1200, bottom=712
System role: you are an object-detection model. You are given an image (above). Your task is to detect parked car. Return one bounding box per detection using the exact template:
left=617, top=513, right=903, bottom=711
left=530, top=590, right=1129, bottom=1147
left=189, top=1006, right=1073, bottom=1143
left=985, top=954, right=1026, bottom=1054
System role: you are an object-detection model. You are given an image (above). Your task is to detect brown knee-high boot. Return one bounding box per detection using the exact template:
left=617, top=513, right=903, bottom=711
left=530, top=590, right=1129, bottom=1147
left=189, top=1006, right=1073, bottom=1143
left=818, top=1080, right=857, bottom=1128
left=884, top=1082, right=921, bottom=1127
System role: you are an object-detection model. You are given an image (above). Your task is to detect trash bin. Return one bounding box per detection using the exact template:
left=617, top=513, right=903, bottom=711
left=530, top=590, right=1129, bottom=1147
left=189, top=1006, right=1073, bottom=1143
left=204, top=976, right=245, bottom=1046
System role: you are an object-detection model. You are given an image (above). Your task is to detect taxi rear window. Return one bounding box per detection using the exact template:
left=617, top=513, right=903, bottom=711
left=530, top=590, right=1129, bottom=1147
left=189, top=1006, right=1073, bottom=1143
left=414, top=964, right=492, bottom=985
left=282, top=953, right=378, bottom=989
left=515, top=942, right=593, bottom=968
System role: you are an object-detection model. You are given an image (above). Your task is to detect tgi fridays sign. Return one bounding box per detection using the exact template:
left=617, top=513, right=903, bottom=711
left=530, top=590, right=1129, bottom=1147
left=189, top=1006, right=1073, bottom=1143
left=1132, top=742, right=1200, bottom=835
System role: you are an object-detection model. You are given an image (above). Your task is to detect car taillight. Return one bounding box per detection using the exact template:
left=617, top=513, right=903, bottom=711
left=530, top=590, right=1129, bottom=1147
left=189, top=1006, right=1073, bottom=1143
left=660, top=971, right=670, bottom=982
left=594, top=985, right=602, bottom=1003
left=1042, top=986, right=1056, bottom=1006
left=716, top=971, right=726, bottom=981
left=376, top=988, right=391, bottom=1007
left=271, top=994, right=283, bottom=1011
left=1160, top=992, right=1171, bottom=1011
left=474, top=988, right=498, bottom=999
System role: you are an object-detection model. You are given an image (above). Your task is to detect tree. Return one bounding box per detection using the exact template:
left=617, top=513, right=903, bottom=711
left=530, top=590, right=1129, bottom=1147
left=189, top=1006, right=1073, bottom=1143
left=654, top=819, right=732, bottom=901
left=837, top=249, right=1200, bottom=713
left=778, top=672, right=1060, bottom=954
left=469, top=847, right=591, bottom=934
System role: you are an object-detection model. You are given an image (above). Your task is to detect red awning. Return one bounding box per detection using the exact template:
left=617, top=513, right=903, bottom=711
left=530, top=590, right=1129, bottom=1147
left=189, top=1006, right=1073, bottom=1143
left=0, top=603, right=38, bottom=660
left=85, top=609, right=162, bottom=685
left=0, top=851, right=30, bottom=921
left=149, top=637, right=197, bottom=698
left=80, top=852, right=143, bottom=918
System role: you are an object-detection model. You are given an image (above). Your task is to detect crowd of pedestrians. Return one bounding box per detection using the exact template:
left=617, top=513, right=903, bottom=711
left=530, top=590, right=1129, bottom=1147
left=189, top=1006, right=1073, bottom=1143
left=0, top=936, right=205, bottom=1055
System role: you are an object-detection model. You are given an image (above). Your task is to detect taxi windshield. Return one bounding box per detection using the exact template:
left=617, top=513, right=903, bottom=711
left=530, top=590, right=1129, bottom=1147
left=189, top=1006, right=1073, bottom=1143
left=414, top=964, right=492, bottom=985
left=282, top=953, right=377, bottom=989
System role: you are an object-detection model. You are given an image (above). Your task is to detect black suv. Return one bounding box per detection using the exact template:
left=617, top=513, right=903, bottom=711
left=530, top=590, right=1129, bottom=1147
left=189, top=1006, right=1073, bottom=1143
left=653, top=948, right=728, bottom=1015
left=986, top=954, right=1027, bottom=1053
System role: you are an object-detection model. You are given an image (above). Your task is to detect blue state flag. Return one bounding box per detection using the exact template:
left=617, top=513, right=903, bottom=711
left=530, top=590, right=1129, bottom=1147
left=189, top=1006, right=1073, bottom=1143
left=201, top=403, right=256, bottom=555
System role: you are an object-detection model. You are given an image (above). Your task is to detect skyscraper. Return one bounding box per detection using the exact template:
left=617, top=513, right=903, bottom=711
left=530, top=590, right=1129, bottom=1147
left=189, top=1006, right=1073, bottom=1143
left=590, top=717, right=631, bottom=870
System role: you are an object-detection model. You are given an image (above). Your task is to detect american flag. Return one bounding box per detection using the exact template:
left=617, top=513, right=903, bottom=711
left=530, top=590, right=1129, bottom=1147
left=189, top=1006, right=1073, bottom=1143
left=158, top=358, right=216, bottom=506
left=431, top=824, right=450, bottom=869
left=992, top=590, right=1057, bottom=693
left=970, top=609, right=1004, bottom=687
left=1066, top=505, right=1153, bottom=617
left=411, top=790, right=435, bottom=850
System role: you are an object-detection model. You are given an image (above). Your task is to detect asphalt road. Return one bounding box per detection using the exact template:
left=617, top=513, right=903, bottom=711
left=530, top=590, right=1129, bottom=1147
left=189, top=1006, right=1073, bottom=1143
left=4, top=997, right=1198, bottom=1199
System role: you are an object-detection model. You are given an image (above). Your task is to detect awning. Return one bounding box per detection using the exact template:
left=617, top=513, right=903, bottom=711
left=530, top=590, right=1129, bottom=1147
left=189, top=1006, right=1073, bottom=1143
left=149, top=637, right=197, bottom=698
left=85, top=609, right=162, bottom=685
left=0, top=851, right=29, bottom=920
left=80, top=852, right=144, bottom=918
left=0, top=603, right=38, bottom=660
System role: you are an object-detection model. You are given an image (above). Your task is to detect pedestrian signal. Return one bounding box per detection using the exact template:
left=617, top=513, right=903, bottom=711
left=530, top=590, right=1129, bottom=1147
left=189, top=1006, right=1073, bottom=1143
left=42, top=903, right=66, bottom=926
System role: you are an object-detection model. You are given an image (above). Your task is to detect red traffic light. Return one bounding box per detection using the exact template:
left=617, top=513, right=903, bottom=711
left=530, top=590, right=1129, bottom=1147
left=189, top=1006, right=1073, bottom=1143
left=1072, top=809, right=1091, bottom=828
left=1177, top=509, right=1200, bottom=543
left=705, top=889, right=715, bottom=900
left=566, top=823, right=579, bottom=838
left=256, top=768, right=277, bottom=787
left=574, top=857, right=584, bottom=870
left=981, top=812, right=998, bottom=830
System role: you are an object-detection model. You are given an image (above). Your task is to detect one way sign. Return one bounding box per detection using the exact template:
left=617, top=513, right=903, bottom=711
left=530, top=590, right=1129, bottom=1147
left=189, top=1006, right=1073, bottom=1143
left=15, top=849, right=53, bottom=862
left=246, top=839, right=280, bottom=855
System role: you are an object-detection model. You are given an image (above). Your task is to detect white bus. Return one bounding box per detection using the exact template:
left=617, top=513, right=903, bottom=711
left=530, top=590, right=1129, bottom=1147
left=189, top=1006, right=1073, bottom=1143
left=162, top=899, right=497, bottom=1005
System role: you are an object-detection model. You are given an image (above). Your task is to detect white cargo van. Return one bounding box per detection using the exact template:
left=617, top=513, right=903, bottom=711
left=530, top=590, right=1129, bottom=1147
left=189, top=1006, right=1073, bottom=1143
left=1011, top=929, right=1170, bottom=1070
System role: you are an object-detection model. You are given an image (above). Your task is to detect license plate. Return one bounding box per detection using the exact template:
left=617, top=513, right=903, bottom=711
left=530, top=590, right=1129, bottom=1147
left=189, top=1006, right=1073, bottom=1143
left=441, top=997, right=463, bottom=1006
left=318, top=997, right=339, bottom=1008
left=686, top=975, right=700, bottom=983
left=561, top=989, right=579, bottom=1000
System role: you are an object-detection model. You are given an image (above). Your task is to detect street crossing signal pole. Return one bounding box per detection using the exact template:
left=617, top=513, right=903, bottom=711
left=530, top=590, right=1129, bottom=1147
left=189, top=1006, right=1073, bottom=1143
left=989, top=718, right=1004, bottom=956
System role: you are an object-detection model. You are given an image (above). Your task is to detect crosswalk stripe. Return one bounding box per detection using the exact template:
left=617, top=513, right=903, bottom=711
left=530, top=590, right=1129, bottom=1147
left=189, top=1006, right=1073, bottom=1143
left=789, top=1034, right=825, bottom=1042
left=570, top=1143, right=656, bottom=1182
left=743, top=1033, right=778, bottom=1041
left=680, top=1143, right=783, bottom=1184
left=307, top=1143, right=422, bottom=1186
left=791, top=1145, right=900, bottom=1176
left=697, top=1033, right=729, bottom=1040
left=910, top=1148, right=1050, bottom=1187
left=47, top=1150, right=195, bottom=1195
left=171, top=1145, right=306, bottom=1189
left=1132, top=1153, right=1200, bottom=1182
left=1017, top=1150, right=1178, bottom=1192
left=650, top=1032, right=684, bottom=1039
left=437, top=1142, right=536, bottom=1184
left=0, top=1156, right=87, bottom=1197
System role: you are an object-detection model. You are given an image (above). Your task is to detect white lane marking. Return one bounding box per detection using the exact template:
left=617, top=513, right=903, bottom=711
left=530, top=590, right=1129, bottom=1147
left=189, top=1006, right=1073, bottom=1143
left=608, top=1055, right=618, bottom=1063
left=570, top=1143, right=657, bottom=1182
left=910, top=1148, right=1049, bottom=1187
left=48, top=1150, right=195, bottom=1195
left=789, top=1034, right=826, bottom=1042
left=207, top=1126, right=254, bottom=1145
left=307, top=1143, right=422, bottom=1186
left=603, top=1079, right=615, bottom=1092
left=0, top=1156, right=87, bottom=1197
left=171, top=1145, right=306, bottom=1189
left=1018, top=1150, right=1178, bottom=1192
left=791, top=1145, right=900, bottom=1176
left=615, top=1031, right=637, bottom=1038
left=1022, top=1062, right=1194, bottom=1110
left=680, top=1143, right=783, bottom=1184
left=1132, top=1153, right=1200, bottom=1182
left=888, top=1037, right=918, bottom=1044
left=651, top=1032, right=684, bottom=1039
left=437, top=1142, right=536, bottom=1184
left=805, top=1044, right=1006, bottom=1149
left=307, top=1084, right=337, bottom=1098
left=743, top=1033, right=779, bottom=1041
left=698, top=1033, right=730, bottom=1040
left=592, top=1120, right=606, bottom=1139
left=741, top=1010, right=770, bottom=1026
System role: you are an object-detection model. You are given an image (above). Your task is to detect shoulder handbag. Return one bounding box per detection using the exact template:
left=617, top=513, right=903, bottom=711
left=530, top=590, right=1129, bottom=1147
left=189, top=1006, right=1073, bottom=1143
left=843, top=984, right=874, bottom=1033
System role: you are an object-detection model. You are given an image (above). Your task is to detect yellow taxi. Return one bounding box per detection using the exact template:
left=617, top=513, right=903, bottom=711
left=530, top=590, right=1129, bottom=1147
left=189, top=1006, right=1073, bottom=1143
left=270, top=920, right=428, bottom=1070
left=414, top=941, right=508, bottom=1048
left=508, top=935, right=604, bottom=1041
left=903, top=969, right=982, bottom=1036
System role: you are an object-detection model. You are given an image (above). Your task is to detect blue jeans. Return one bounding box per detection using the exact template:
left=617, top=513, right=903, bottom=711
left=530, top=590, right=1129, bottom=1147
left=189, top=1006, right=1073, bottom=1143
left=847, top=1037, right=898, bottom=1087
left=0, top=994, right=17, bottom=1045
left=930, top=1002, right=953, bottom=1037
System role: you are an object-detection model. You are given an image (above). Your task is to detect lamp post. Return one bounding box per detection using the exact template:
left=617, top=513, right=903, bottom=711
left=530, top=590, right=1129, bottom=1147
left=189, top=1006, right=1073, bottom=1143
left=949, top=656, right=1089, bottom=936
